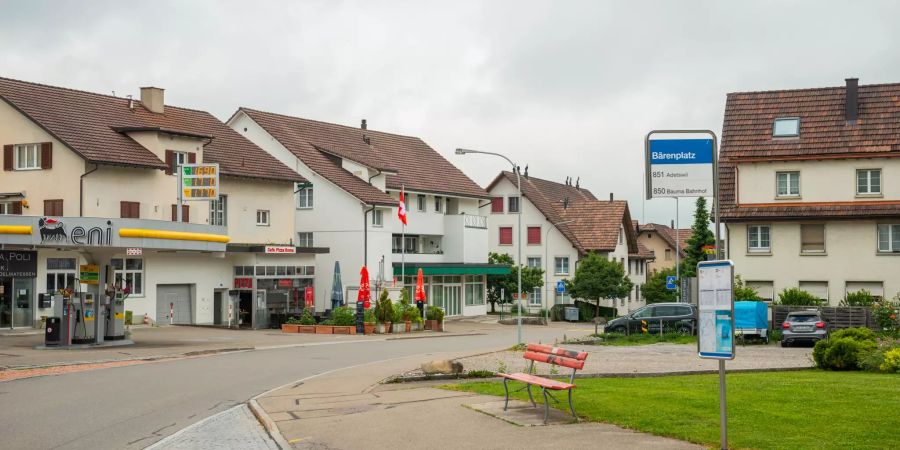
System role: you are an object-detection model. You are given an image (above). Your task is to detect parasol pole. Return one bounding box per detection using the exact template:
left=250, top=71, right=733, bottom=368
left=401, top=184, right=405, bottom=298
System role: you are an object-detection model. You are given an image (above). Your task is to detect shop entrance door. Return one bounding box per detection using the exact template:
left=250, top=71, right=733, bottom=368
left=12, top=278, right=33, bottom=328
left=254, top=290, right=268, bottom=329
left=0, top=277, right=12, bottom=328
left=443, top=285, right=462, bottom=317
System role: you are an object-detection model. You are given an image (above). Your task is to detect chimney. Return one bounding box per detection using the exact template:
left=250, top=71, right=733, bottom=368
left=361, top=119, right=367, bottom=130
left=845, top=78, right=858, bottom=123
left=140, top=87, right=165, bottom=114
left=670, top=219, right=675, bottom=228
left=609, top=193, right=614, bottom=202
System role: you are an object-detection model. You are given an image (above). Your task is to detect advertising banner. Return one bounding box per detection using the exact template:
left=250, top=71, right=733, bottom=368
left=697, top=260, right=735, bottom=360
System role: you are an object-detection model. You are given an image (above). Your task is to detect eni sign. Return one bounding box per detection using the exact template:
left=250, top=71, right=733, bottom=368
left=37, top=218, right=113, bottom=246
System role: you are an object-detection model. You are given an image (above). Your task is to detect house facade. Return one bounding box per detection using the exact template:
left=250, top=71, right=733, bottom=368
left=228, top=110, right=505, bottom=316
left=485, top=172, right=649, bottom=314
left=636, top=222, right=690, bottom=274
left=0, top=77, right=320, bottom=330
left=720, top=78, right=900, bottom=304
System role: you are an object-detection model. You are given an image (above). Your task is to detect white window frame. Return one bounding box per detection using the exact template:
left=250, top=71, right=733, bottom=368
left=856, top=169, right=882, bottom=196
left=372, top=209, right=383, bottom=227
left=296, top=183, right=313, bottom=209
left=297, top=232, right=313, bottom=247
left=209, top=195, right=227, bottom=226
left=528, top=287, right=542, bottom=306
left=554, top=256, right=570, bottom=276
left=877, top=224, right=900, bottom=253
left=434, top=196, right=443, bottom=214
left=0, top=202, right=12, bottom=215
left=256, top=210, right=270, bottom=226
left=46, top=258, right=77, bottom=294
left=776, top=171, right=800, bottom=197
left=111, top=257, right=144, bottom=296
left=417, top=194, right=426, bottom=212
left=14, top=143, right=40, bottom=170
left=747, top=225, right=771, bottom=253
left=507, top=196, right=520, bottom=213
left=464, top=275, right=485, bottom=306
left=526, top=256, right=541, bottom=268
left=772, top=117, right=800, bottom=137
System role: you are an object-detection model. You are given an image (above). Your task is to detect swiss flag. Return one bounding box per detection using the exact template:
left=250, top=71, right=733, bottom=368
left=398, top=188, right=407, bottom=225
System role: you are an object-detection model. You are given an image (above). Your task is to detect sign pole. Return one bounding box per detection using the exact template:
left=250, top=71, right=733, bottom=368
left=719, top=359, right=728, bottom=450
left=176, top=163, right=183, bottom=223
left=675, top=197, right=680, bottom=300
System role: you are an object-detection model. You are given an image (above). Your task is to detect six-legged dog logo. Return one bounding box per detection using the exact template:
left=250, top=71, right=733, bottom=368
left=38, top=217, right=67, bottom=243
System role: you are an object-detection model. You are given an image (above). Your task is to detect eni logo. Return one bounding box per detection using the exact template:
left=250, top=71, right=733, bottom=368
left=39, top=218, right=112, bottom=245
left=38, top=217, right=67, bottom=242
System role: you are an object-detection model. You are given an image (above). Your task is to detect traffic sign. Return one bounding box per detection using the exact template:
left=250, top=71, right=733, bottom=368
left=666, top=275, right=678, bottom=290
left=645, top=137, right=715, bottom=199
left=181, top=163, right=219, bottom=201
left=556, top=281, right=566, bottom=294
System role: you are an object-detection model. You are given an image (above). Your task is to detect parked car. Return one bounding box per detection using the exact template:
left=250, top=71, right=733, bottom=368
left=781, top=311, right=828, bottom=347
left=605, top=303, right=697, bottom=335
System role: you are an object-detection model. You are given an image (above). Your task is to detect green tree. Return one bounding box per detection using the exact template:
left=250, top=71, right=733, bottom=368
left=486, top=252, right=544, bottom=313
left=641, top=268, right=679, bottom=304
left=734, top=275, right=760, bottom=301
left=682, top=197, right=716, bottom=277
left=568, top=252, right=633, bottom=317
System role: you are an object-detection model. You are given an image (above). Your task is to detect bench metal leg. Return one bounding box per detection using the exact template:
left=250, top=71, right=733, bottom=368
left=526, top=384, right=536, bottom=407
left=542, top=388, right=550, bottom=424
left=568, top=389, right=577, bottom=420
left=503, top=378, right=510, bottom=411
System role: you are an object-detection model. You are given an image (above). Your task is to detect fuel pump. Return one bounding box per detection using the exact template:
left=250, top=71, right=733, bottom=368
left=104, top=264, right=127, bottom=340
left=72, top=291, right=96, bottom=344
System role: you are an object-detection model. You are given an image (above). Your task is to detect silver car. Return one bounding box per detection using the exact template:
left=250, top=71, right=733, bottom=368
left=781, top=311, right=828, bottom=347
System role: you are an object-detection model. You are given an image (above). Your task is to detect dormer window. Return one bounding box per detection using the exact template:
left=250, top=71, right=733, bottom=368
left=773, top=118, right=800, bottom=137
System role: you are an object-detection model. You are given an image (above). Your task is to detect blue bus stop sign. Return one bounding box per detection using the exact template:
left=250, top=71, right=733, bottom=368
left=556, top=281, right=566, bottom=294
left=666, top=276, right=678, bottom=290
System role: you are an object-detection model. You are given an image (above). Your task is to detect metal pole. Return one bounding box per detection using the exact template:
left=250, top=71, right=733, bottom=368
left=675, top=198, right=680, bottom=301
left=401, top=185, right=405, bottom=297
left=176, top=162, right=183, bottom=223
left=719, top=359, right=728, bottom=450
left=713, top=134, right=721, bottom=260
left=516, top=166, right=522, bottom=345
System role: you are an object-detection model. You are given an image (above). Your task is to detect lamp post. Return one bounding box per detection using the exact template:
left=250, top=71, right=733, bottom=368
left=545, top=219, right=574, bottom=325
left=456, top=148, right=523, bottom=345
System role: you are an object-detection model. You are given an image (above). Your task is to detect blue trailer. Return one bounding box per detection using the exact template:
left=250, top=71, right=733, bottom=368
left=734, top=301, right=769, bottom=343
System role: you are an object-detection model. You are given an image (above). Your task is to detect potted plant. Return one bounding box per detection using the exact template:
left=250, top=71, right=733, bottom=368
left=363, top=308, right=376, bottom=334
left=331, top=306, right=356, bottom=334
left=397, top=289, right=418, bottom=332
left=315, top=319, right=335, bottom=334
left=426, top=306, right=445, bottom=332
left=298, top=309, right=316, bottom=333
left=281, top=316, right=301, bottom=333
left=374, top=289, right=393, bottom=334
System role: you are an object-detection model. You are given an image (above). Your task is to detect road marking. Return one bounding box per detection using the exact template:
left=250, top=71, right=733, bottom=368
left=288, top=437, right=306, bottom=444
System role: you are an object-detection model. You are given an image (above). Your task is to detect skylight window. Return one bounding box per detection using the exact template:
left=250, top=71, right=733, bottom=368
left=773, top=118, right=800, bottom=137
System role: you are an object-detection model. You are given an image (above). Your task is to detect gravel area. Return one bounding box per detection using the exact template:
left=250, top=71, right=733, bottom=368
left=399, top=343, right=814, bottom=379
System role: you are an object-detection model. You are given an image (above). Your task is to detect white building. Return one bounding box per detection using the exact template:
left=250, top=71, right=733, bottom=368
left=485, top=171, right=651, bottom=315
left=720, top=78, right=900, bottom=304
left=0, top=77, right=322, bottom=329
left=228, top=110, right=506, bottom=316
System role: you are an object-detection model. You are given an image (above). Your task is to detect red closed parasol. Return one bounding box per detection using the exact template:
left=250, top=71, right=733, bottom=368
left=414, top=268, right=426, bottom=303
left=358, top=266, right=371, bottom=309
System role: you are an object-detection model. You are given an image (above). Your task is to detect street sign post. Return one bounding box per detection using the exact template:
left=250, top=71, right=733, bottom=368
left=666, top=275, right=677, bottom=290
left=697, top=259, right=735, bottom=450
left=645, top=138, right=714, bottom=199
left=556, top=280, right=566, bottom=294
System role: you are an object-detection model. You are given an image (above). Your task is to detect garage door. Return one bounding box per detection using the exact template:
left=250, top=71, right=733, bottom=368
left=156, top=284, right=192, bottom=325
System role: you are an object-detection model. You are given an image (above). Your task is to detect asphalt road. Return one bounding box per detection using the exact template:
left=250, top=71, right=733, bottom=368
left=1, top=324, right=577, bottom=450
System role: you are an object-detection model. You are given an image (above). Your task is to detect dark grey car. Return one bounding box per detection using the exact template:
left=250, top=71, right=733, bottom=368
left=781, top=311, right=828, bottom=347
left=605, top=303, right=697, bottom=335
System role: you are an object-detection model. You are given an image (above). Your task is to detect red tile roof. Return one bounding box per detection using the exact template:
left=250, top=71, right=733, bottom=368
left=630, top=242, right=655, bottom=260
left=0, top=77, right=301, bottom=183
left=637, top=223, right=690, bottom=256
left=550, top=200, right=638, bottom=254
left=720, top=80, right=900, bottom=220
left=237, top=109, right=489, bottom=205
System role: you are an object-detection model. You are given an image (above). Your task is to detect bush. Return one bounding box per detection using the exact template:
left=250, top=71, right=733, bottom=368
left=830, top=327, right=877, bottom=342
left=859, top=349, right=886, bottom=373
left=332, top=306, right=355, bottom=326
left=777, top=288, right=822, bottom=306
left=872, top=299, right=899, bottom=334
left=813, top=337, right=876, bottom=371
left=363, top=308, right=376, bottom=324
left=734, top=276, right=760, bottom=301
left=374, top=289, right=393, bottom=323
left=300, top=308, right=315, bottom=325
left=880, top=348, right=900, bottom=373
left=841, top=289, right=875, bottom=307
left=427, top=305, right=445, bottom=322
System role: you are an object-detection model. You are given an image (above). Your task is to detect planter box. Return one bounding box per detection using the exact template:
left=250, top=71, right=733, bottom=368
left=411, top=321, right=421, bottom=331
left=392, top=323, right=405, bottom=333
left=377, top=322, right=392, bottom=334
left=364, top=323, right=376, bottom=335
left=298, top=325, right=316, bottom=334
left=315, top=325, right=334, bottom=334
left=332, top=325, right=355, bottom=334
left=281, top=324, right=300, bottom=333
left=425, top=320, right=444, bottom=332
left=404, top=321, right=412, bottom=332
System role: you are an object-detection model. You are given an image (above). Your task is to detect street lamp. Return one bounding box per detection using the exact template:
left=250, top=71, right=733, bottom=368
left=455, top=148, right=524, bottom=345
left=545, top=219, right=574, bottom=325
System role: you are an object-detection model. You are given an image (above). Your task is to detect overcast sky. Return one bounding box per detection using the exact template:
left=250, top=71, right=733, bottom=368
left=2, top=0, right=899, bottom=226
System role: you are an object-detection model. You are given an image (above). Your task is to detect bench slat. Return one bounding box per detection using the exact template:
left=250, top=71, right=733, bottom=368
left=526, top=344, right=588, bottom=361
left=499, top=372, right=575, bottom=390
left=523, top=351, right=585, bottom=370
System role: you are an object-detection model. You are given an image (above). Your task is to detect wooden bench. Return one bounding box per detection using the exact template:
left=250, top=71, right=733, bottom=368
left=499, top=344, right=588, bottom=423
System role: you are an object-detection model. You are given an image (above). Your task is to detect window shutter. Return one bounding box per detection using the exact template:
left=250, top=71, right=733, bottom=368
left=131, top=202, right=140, bottom=218
left=188, top=152, right=196, bottom=164
left=44, top=199, right=63, bottom=216
left=499, top=227, right=513, bottom=245
left=165, top=150, right=174, bottom=175
left=491, top=197, right=503, bottom=213
left=40, top=142, right=52, bottom=169
left=171, top=204, right=177, bottom=221
left=121, top=201, right=129, bottom=218
left=12, top=201, right=23, bottom=215
left=3, top=145, right=12, bottom=171
left=527, top=227, right=541, bottom=245
left=183, top=205, right=189, bottom=222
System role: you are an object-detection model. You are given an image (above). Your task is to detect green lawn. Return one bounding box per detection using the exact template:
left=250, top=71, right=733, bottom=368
left=446, top=371, right=900, bottom=449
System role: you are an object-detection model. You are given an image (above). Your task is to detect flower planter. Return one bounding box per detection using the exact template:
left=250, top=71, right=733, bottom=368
left=377, top=322, right=392, bottom=334
left=364, top=323, right=376, bottom=335
left=281, top=324, right=300, bottom=333
left=298, top=325, right=316, bottom=334
left=405, top=321, right=412, bottom=332
left=425, top=320, right=444, bottom=332
left=392, top=322, right=405, bottom=333
left=332, top=325, right=355, bottom=334
left=315, top=325, right=334, bottom=334
left=411, top=321, right=421, bottom=331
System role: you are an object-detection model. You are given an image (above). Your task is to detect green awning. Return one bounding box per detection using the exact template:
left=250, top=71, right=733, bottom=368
left=393, top=263, right=511, bottom=277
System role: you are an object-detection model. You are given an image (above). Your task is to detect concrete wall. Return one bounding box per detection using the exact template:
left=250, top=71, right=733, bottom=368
left=728, top=221, right=900, bottom=305
left=737, top=158, right=900, bottom=203
left=219, top=177, right=295, bottom=244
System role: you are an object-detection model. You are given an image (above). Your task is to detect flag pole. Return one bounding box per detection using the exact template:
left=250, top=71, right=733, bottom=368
left=401, top=185, right=406, bottom=298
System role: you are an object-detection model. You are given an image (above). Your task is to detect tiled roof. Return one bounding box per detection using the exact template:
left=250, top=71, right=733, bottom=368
left=237, top=109, right=489, bottom=204
left=720, top=80, right=900, bottom=220
left=549, top=200, right=638, bottom=254
left=637, top=223, right=690, bottom=256
left=630, top=242, right=655, bottom=260
left=0, top=77, right=301, bottom=183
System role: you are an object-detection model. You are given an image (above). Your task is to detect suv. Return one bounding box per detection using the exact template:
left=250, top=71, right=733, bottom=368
left=781, top=311, right=828, bottom=347
left=605, top=303, right=698, bottom=335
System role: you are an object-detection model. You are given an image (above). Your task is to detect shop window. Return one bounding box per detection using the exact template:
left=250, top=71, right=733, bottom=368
left=46, top=258, right=76, bottom=294
left=111, top=258, right=143, bottom=296
left=465, top=275, right=485, bottom=306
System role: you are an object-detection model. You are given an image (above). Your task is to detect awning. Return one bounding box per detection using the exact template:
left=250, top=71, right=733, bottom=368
left=393, top=263, right=511, bottom=276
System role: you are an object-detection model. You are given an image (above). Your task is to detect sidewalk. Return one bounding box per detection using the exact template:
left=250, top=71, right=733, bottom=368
left=254, top=351, right=700, bottom=449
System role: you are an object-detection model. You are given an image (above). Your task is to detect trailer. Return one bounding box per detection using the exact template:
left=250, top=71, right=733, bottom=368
left=735, top=301, right=769, bottom=344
